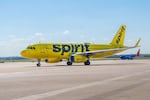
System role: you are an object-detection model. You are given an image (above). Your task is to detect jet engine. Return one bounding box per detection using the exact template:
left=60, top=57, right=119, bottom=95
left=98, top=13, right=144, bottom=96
left=71, top=55, right=88, bottom=63
left=45, top=58, right=61, bottom=63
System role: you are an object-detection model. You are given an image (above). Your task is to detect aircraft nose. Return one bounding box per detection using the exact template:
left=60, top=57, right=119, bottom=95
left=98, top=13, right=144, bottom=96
left=20, top=50, right=29, bottom=58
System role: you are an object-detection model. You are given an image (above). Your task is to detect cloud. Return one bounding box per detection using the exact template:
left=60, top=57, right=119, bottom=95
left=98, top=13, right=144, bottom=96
left=79, top=34, right=84, bottom=38
left=90, top=37, right=97, bottom=43
left=0, top=33, right=47, bottom=56
left=8, top=35, right=16, bottom=38
left=33, top=32, right=47, bottom=42
left=35, top=32, right=44, bottom=36
left=127, top=39, right=132, bottom=42
left=102, top=38, right=110, bottom=42
left=62, top=30, right=70, bottom=35
left=0, top=37, right=28, bottom=56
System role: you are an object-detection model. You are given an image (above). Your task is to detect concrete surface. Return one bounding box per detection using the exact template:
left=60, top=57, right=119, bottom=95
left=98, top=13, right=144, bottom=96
left=0, top=60, right=150, bottom=100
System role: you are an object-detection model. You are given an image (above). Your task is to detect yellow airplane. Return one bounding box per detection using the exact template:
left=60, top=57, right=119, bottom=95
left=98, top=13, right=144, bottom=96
left=20, top=25, right=141, bottom=67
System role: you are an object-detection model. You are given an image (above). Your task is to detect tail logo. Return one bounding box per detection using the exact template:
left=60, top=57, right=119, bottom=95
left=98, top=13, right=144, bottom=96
left=116, top=32, right=122, bottom=44
left=116, top=26, right=125, bottom=44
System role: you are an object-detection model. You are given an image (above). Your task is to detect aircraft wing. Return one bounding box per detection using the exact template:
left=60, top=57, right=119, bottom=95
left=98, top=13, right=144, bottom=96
left=72, top=38, right=141, bottom=57
left=72, top=48, right=127, bottom=57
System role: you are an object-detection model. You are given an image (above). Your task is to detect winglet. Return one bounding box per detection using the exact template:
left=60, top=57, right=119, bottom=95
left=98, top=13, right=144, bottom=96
left=134, top=38, right=141, bottom=47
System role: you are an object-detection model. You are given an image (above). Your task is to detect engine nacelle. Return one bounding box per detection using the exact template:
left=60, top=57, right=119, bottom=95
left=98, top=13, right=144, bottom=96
left=71, top=55, right=87, bottom=63
left=45, top=58, right=61, bottom=63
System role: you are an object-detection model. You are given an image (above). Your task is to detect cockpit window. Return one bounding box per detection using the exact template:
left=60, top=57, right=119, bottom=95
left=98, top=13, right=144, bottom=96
left=26, top=46, right=35, bottom=50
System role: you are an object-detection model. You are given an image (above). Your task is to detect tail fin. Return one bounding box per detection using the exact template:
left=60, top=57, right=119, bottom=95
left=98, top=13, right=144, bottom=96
left=136, top=49, right=140, bottom=56
left=110, top=25, right=126, bottom=46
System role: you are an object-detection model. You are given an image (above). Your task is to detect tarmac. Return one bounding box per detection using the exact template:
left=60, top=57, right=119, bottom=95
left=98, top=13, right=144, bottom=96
left=0, top=60, right=150, bottom=100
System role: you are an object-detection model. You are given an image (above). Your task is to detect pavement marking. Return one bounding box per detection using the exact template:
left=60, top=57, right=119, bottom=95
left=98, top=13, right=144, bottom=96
left=13, top=70, right=150, bottom=100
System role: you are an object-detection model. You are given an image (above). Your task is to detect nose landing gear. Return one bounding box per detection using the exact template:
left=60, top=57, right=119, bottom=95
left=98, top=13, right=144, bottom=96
left=37, top=59, right=41, bottom=67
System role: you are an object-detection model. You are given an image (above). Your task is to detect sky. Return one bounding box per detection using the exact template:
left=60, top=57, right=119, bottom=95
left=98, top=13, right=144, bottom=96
left=0, top=0, right=150, bottom=56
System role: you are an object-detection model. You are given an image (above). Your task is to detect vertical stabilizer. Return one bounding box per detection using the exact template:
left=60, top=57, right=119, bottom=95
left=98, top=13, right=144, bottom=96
left=110, top=25, right=126, bottom=46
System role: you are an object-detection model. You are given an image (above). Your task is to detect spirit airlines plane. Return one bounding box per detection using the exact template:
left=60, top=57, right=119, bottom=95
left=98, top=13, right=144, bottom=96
left=21, top=25, right=141, bottom=67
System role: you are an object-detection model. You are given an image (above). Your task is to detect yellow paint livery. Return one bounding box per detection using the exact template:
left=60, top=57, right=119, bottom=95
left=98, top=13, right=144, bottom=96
left=21, top=25, right=141, bottom=66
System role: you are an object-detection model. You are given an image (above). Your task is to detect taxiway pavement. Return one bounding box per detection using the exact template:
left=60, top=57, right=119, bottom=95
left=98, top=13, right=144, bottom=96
left=0, top=60, right=150, bottom=100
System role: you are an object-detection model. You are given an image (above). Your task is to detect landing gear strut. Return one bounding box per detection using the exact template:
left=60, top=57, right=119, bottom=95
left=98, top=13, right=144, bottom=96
left=37, top=59, right=41, bottom=67
left=84, top=56, right=90, bottom=65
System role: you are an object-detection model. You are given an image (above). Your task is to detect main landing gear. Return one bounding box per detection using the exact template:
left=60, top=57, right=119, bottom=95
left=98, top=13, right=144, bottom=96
left=84, top=60, right=90, bottom=65
left=84, top=56, right=90, bottom=65
left=67, top=60, right=90, bottom=66
left=67, top=61, right=72, bottom=65
left=37, top=59, right=41, bottom=67
left=66, top=60, right=90, bottom=66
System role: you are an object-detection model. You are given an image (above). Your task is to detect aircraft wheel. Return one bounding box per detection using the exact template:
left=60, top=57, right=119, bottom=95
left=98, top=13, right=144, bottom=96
left=37, top=63, right=41, bottom=67
left=84, top=60, right=90, bottom=65
left=37, top=59, right=41, bottom=67
left=67, top=61, right=72, bottom=65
